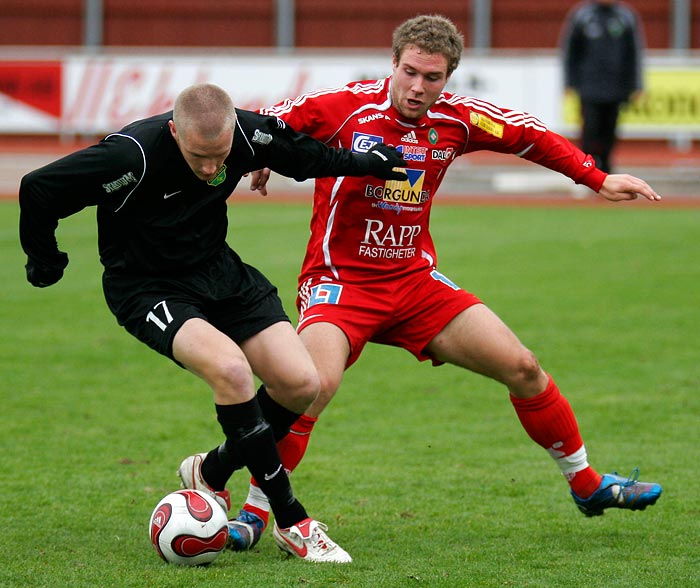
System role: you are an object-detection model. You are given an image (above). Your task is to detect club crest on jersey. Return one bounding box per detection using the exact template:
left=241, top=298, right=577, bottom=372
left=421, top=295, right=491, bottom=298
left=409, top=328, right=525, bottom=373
left=207, top=164, right=227, bottom=186
left=365, top=168, right=429, bottom=205
left=351, top=132, right=384, bottom=153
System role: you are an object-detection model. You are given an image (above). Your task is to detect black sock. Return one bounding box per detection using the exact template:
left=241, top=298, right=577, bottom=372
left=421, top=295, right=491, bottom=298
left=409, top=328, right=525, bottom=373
left=200, top=445, right=234, bottom=491
left=257, top=384, right=302, bottom=441
left=208, top=398, right=307, bottom=528
left=200, top=402, right=253, bottom=490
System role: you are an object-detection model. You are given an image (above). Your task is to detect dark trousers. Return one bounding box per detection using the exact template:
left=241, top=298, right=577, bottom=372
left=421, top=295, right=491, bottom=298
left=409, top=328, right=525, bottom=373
left=580, top=100, right=622, bottom=174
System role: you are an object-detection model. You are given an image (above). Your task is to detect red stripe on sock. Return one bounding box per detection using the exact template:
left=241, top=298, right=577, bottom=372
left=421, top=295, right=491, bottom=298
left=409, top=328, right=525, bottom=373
left=242, top=503, right=270, bottom=527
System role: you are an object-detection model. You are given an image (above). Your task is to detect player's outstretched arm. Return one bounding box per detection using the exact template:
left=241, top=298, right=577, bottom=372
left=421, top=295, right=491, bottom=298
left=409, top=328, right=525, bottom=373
left=598, top=174, right=662, bottom=202
left=245, top=143, right=406, bottom=196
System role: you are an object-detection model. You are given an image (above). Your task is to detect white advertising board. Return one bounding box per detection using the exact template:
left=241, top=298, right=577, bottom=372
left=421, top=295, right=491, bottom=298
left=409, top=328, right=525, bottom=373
left=61, top=53, right=563, bottom=134
left=0, top=51, right=565, bottom=135
left=1, top=50, right=698, bottom=138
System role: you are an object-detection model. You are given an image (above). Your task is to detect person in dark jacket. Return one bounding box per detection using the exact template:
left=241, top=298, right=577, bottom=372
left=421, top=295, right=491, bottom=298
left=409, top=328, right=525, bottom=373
left=18, top=83, right=406, bottom=563
left=560, top=0, right=645, bottom=173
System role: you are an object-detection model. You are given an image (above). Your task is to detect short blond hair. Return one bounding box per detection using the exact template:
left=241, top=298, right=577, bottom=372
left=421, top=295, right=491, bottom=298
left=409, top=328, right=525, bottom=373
left=172, top=83, right=236, bottom=139
left=392, top=15, right=464, bottom=76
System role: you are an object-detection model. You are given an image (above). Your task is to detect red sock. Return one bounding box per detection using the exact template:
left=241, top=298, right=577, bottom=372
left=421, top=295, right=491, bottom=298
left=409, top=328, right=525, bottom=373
left=510, top=375, right=602, bottom=498
left=242, top=503, right=270, bottom=527
left=277, top=414, right=318, bottom=472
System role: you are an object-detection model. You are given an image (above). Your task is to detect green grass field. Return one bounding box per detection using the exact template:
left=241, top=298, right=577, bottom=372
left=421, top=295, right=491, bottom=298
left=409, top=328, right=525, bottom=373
left=1, top=199, right=698, bottom=588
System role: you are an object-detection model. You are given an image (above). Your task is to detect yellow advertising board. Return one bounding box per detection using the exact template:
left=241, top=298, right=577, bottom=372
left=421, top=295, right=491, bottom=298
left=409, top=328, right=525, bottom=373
left=563, top=68, right=700, bottom=128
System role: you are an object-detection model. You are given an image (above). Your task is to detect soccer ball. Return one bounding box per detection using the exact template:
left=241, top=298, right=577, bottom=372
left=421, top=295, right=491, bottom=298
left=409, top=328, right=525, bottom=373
left=149, top=489, right=228, bottom=565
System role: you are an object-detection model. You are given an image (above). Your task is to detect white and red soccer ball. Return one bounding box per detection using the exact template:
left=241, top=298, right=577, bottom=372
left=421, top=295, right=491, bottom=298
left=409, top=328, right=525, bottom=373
left=149, top=489, right=228, bottom=565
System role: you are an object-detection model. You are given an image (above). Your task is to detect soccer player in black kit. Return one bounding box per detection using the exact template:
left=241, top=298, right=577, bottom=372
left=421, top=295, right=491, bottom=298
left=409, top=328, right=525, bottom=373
left=18, top=83, right=406, bottom=563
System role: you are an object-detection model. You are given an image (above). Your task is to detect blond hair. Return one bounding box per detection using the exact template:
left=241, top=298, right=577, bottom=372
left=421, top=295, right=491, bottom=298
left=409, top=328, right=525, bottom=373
left=172, top=83, right=236, bottom=139
left=392, top=15, right=464, bottom=75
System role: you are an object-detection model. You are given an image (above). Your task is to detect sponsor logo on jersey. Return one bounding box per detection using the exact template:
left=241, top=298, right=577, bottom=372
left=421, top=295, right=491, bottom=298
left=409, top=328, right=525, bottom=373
left=469, top=112, right=504, bottom=138
left=400, top=130, right=418, bottom=144
left=431, top=147, right=455, bottom=161
left=298, top=279, right=343, bottom=317
left=358, top=113, right=389, bottom=124
left=358, top=218, right=421, bottom=259
left=375, top=201, right=403, bottom=214
left=396, top=145, right=428, bottom=162
left=102, top=171, right=137, bottom=194
left=351, top=132, right=384, bottom=153
left=365, top=168, right=429, bottom=205
left=307, top=283, right=343, bottom=307
left=252, top=129, right=273, bottom=145
left=430, top=269, right=461, bottom=291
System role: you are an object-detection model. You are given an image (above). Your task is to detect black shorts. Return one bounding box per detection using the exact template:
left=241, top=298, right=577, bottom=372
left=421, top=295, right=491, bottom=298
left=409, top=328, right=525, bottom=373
left=102, top=247, right=290, bottom=362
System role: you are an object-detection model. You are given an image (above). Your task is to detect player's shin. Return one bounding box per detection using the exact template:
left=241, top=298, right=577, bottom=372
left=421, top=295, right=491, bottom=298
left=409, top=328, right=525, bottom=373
left=211, top=398, right=307, bottom=526
left=243, top=414, right=319, bottom=519
left=510, top=375, right=602, bottom=498
left=229, top=410, right=320, bottom=551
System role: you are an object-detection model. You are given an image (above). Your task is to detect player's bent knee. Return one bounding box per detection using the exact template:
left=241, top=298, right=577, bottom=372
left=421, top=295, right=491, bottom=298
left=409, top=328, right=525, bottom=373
left=508, top=349, right=543, bottom=390
left=208, top=356, right=255, bottom=403
left=312, top=375, right=341, bottom=412
left=290, top=372, right=321, bottom=408
left=268, top=369, right=320, bottom=413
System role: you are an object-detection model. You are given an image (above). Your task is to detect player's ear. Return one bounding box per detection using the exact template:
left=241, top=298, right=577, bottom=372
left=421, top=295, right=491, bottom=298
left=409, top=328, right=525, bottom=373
left=168, top=120, right=177, bottom=140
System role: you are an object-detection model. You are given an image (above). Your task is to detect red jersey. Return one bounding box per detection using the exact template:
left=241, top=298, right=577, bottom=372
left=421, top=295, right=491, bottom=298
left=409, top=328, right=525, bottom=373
left=262, top=77, right=606, bottom=284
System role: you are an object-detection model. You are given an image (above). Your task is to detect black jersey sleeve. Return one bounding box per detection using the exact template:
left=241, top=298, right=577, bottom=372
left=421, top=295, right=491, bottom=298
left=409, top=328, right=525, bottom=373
left=19, top=135, right=145, bottom=286
left=247, top=115, right=406, bottom=181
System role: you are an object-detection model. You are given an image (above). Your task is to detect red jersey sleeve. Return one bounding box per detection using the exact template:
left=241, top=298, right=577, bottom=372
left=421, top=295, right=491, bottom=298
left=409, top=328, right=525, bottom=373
left=447, top=95, right=607, bottom=192
left=261, top=83, right=362, bottom=143
left=517, top=129, right=606, bottom=192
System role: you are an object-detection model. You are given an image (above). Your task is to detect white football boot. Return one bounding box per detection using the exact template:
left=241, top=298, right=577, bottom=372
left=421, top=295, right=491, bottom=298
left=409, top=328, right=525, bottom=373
left=177, top=453, right=231, bottom=514
left=273, top=518, right=352, bottom=563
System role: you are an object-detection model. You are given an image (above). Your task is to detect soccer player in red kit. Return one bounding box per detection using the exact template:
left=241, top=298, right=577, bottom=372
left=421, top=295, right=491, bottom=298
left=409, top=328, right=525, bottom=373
left=226, top=14, right=663, bottom=553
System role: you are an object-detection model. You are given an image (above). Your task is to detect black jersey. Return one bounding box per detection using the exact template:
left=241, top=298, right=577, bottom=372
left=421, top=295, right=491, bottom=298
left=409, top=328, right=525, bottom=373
left=19, top=109, right=379, bottom=276
left=561, top=1, right=644, bottom=103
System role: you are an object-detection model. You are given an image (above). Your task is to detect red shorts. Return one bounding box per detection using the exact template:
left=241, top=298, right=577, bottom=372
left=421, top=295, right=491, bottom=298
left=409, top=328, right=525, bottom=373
left=296, top=269, right=482, bottom=367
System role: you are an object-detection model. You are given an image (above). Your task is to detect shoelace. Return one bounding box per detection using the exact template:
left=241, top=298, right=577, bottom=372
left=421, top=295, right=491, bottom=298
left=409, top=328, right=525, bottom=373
left=611, top=467, right=641, bottom=487
left=310, top=522, right=332, bottom=552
